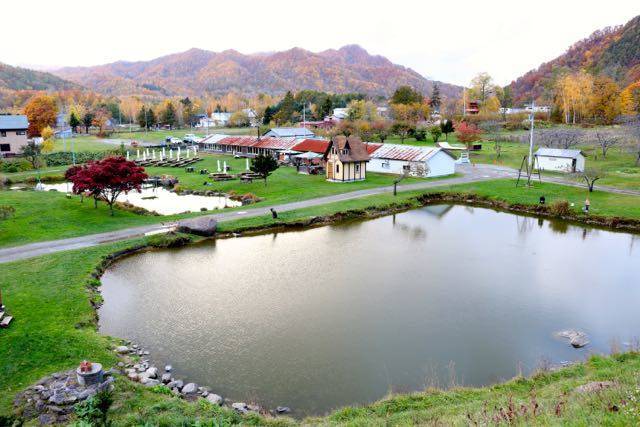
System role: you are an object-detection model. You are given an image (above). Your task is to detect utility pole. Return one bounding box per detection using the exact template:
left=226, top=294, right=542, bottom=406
left=528, top=99, right=535, bottom=171
left=463, top=88, right=467, bottom=117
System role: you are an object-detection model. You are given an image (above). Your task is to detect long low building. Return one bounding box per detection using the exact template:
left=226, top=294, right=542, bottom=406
left=198, top=135, right=300, bottom=157
left=368, top=144, right=456, bottom=178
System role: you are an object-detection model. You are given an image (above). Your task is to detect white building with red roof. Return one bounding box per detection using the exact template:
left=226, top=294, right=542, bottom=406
left=368, top=144, right=456, bottom=178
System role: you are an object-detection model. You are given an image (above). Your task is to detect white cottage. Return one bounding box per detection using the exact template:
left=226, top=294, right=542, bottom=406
left=534, top=148, right=585, bottom=173
left=368, top=144, right=456, bottom=178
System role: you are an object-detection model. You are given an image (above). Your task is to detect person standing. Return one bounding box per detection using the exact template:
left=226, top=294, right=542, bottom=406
left=584, top=198, right=590, bottom=214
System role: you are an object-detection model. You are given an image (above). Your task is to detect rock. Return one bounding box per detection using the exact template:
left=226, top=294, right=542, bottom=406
left=557, top=330, right=590, bottom=348
left=165, top=365, right=172, bottom=372
left=167, top=379, right=183, bottom=390
left=115, top=345, right=130, bottom=354
left=247, top=404, right=260, bottom=412
left=206, top=394, right=223, bottom=405
left=232, top=402, right=248, bottom=413
left=144, top=379, right=161, bottom=387
left=575, top=381, right=617, bottom=393
left=161, top=373, right=172, bottom=383
left=145, top=367, right=158, bottom=378
left=117, top=362, right=125, bottom=368
left=181, top=382, right=198, bottom=394
left=143, top=350, right=150, bottom=355
left=201, top=390, right=209, bottom=397
left=276, top=406, right=291, bottom=414
left=177, top=217, right=218, bottom=237
left=38, top=413, right=56, bottom=425
left=127, top=372, right=139, bottom=381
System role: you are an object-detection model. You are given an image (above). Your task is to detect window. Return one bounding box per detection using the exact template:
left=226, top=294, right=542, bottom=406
left=16, top=131, right=25, bottom=135
left=355, top=164, right=360, bottom=173
left=0, top=144, right=10, bottom=152
left=403, top=165, right=411, bottom=171
left=336, top=164, right=340, bottom=174
left=0, top=131, right=6, bottom=137
left=382, top=160, right=390, bottom=169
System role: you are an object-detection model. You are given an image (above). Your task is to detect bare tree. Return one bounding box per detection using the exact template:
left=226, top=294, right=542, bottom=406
left=581, top=167, right=604, bottom=192
left=479, top=120, right=503, bottom=158
left=595, top=132, right=620, bottom=159
left=537, top=129, right=584, bottom=149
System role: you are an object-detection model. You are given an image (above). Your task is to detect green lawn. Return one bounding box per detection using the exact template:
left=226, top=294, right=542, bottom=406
left=469, top=141, right=640, bottom=190
left=113, top=127, right=253, bottom=143
left=52, top=135, right=127, bottom=153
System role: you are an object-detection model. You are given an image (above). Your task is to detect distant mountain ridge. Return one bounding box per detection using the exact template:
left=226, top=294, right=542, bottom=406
left=509, top=15, right=640, bottom=104
left=51, top=45, right=461, bottom=98
left=0, top=62, right=81, bottom=91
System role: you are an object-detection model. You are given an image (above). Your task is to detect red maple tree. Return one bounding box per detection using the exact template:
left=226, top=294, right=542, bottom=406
left=455, top=122, right=483, bottom=148
left=66, top=156, right=147, bottom=215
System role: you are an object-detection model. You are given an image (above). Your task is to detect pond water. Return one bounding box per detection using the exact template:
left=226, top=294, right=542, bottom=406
left=99, top=205, right=640, bottom=415
left=34, top=182, right=241, bottom=215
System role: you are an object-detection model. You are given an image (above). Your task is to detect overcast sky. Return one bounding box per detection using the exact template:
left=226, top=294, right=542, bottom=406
left=4, top=1, right=638, bottom=86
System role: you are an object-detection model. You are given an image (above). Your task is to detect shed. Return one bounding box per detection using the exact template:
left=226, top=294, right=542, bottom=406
left=368, top=144, right=456, bottom=178
left=534, top=148, right=585, bottom=173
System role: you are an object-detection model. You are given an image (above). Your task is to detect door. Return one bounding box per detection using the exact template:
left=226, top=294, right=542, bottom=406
left=327, top=161, right=334, bottom=179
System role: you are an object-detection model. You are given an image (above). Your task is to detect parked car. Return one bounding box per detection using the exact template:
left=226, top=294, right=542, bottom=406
left=167, top=137, right=182, bottom=144
left=183, top=134, right=199, bottom=143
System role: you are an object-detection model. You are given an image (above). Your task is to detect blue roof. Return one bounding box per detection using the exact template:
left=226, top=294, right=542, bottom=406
left=265, top=127, right=315, bottom=137
left=0, top=115, right=29, bottom=130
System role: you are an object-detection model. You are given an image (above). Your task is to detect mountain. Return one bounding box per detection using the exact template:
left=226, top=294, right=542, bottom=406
left=508, top=15, right=640, bottom=104
left=51, top=45, right=461, bottom=99
left=0, top=62, right=81, bottom=91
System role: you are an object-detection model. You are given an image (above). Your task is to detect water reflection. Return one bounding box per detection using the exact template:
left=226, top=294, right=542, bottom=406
left=99, top=205, right=640, bottom=416
left=32, top=182, right=240, bottom=215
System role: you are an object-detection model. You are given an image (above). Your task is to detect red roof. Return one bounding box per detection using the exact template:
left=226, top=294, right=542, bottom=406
left=217, top=136, right=258, bottom=147
left=291, top=139, right=330, bottom=154
left=252, top=137, right=298, bottom=150
left=364, top=142, right=383, bottom=154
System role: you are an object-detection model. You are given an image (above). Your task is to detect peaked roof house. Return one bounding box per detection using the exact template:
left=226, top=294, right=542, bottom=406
left=0, top=114, right=29, bottom=156
left=263, top=127, right=315, bottom=139
left=323, top=135, right=370, bottom=182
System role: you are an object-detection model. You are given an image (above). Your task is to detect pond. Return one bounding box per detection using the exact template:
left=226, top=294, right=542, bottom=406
left=33, top=182, right=241, bottom=215
left=99, top=205, right=640, bottom=415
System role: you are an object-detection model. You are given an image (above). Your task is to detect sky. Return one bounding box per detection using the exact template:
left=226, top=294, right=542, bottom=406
left=4, top=1, right=639, bottom=86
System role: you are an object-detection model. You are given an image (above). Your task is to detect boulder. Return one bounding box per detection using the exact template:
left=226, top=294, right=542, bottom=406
left=115, top=346, right=130, bottom=354
left=165, top=365, right=172, bottom=372
left=167, top=379, right=183, bottom=390
left=161, top=373, right=172, bottom=383
left=145, top=367, right=158, bottom=379
left=206, top=394, right=223, bottom=406
left=276, top=406, right=291, bottom=414
left=144, top=379, right=161, bottom=387
left=232, top=402, right=248, bottom=414
left=556, top=330, right=590, bottom=348
left=127, top=372, right=139, bottom=382
left=177, top=217, right=218, bottom=237
left=181, top=383, right=198, bottom=394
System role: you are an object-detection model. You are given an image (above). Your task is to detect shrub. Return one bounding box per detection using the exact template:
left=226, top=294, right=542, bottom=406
left=413, top=126, right=428, bottom=141
left=0, top=205, right=15, bottom=220
left=74, top=389, right=113, bottom=425
left=549, top=200, right=571, bottom=216
left=1, top=159, right=32, bottom=173
left=43, top=151, right=107, bottom=166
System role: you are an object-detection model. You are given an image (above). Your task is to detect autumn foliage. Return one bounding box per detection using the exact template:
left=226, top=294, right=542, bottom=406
left=65, top=156, right=147, bottom=215
left=23, top=94, right=58, bottom=137
left=455, top=122, right=482, bottom=147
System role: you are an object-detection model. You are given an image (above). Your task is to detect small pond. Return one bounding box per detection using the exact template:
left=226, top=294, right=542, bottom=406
left=33, top=182, right=241, bottom=215
left=99, top=205, right=640, bottom=415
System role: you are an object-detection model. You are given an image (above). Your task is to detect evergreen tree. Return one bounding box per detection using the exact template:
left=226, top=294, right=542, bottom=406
left=274, top=91, right=296, bottom=124
left=430, top=84, right=441, bottom=111
left=263, top=106, right=275, bottom=124
left=391, top=86, right=423, bottom=105
left=440, top=119, right=455, bottom=141
left=320, top=97, right=333, bottom=118
left=69, top=111, right=81, bottom=133
left=250, top=154, right=279, bottom=186
left=161, top=101, right=177, bottom=128
left=137, top=106, right=148, bottom=129
left=82, top=112, right=94, bottom=133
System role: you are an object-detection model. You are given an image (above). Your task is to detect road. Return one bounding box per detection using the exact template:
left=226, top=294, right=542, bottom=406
left=1, top=164, right=637, bottom=264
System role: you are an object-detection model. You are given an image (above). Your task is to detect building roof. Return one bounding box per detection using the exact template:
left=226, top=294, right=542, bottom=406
left=291, top=139, right=330, bottom=154
left=324, top=136, right=371, bottom=162
left=199, top=134, right=229, bottom=144
left=264, top=127, right=315, bottom=138
left=0, top=115, right=28, bottom=130
left=370, top=144, right=454, bottom=162
left=253, top=137, right=298, bottom=150
left=364, top=142, right=383, bottom=154
left=535, top=148, right=584, bottom=159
